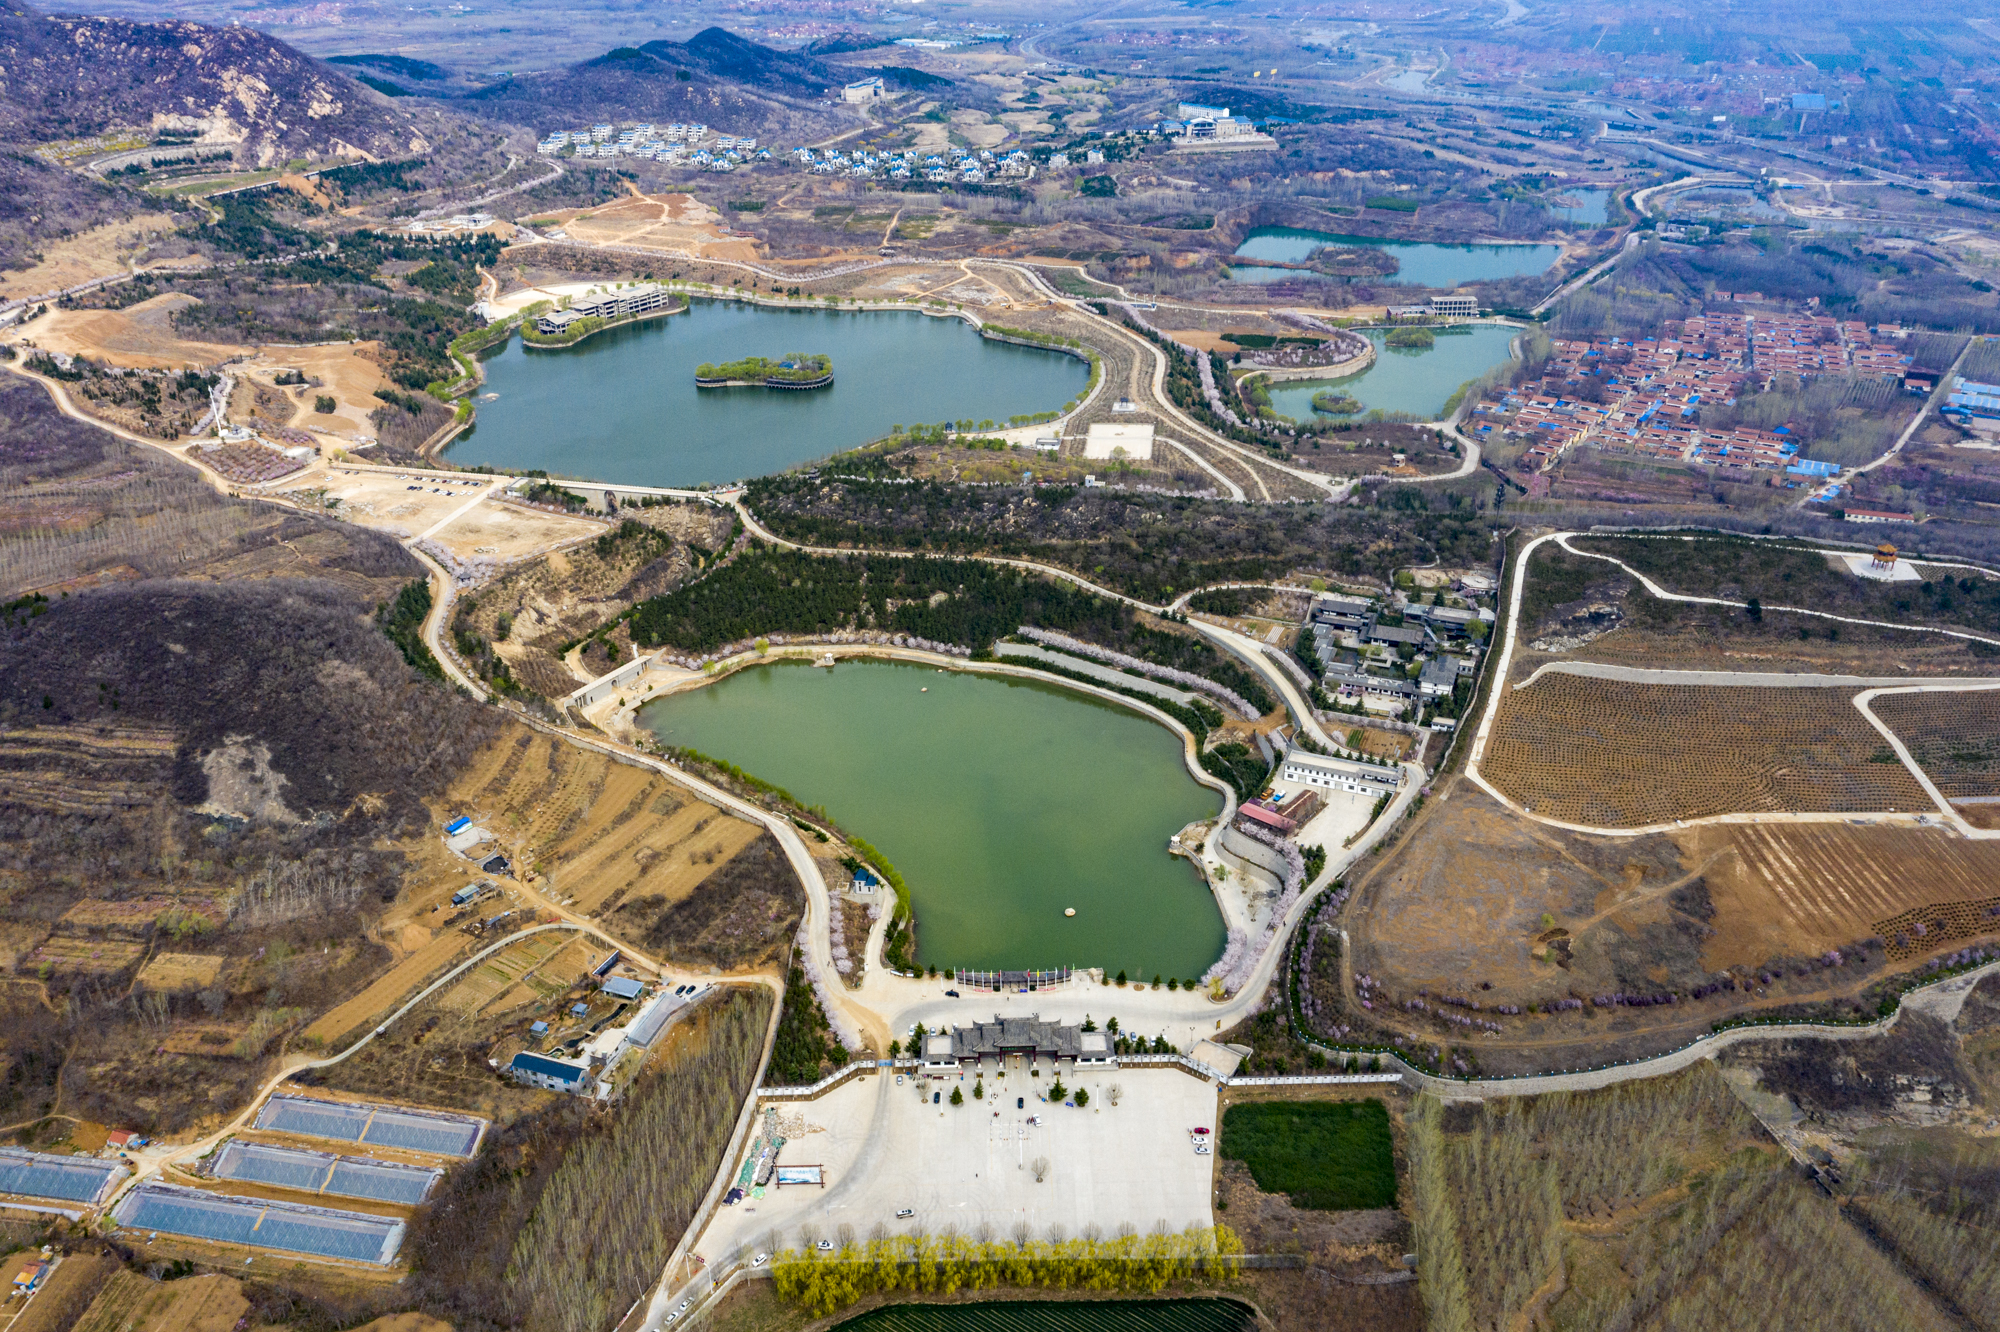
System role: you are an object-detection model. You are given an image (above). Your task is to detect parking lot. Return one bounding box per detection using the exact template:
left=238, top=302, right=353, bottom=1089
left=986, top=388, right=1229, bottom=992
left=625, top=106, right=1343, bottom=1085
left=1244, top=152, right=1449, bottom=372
left=694, top=1066, right=1217, bottom=1265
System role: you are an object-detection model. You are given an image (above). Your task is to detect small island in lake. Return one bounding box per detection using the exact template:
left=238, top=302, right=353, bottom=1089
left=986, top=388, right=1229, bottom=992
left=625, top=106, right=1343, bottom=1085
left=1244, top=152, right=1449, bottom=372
left=1311, top=389, right=1362, bottom=416
left=694, top=352, right=834, bottom=390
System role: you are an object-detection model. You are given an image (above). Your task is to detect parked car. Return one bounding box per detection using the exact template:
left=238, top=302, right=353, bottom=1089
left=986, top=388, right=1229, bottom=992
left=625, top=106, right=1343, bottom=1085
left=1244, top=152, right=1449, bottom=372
left=944, top=989, right=960, bottom=997
left=752, top=1254, right=768, bottom=1268
left=1017, top=1097, right=1024, bottom=1109
left=816, top=1239, right=834, bottom=1252
left=933, top=1091, right=941, bottom=1104
left=896, top=1209, right=914, bottom=1219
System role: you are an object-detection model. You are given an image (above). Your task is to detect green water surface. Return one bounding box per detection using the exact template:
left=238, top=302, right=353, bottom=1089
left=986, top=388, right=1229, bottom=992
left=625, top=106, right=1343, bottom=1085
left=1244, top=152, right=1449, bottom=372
left=1228, top=227, right=1560, bottom=286
left=1263, top=325, right=1517, bottom=422
left=638, top=660, right=1224, bottom=976
left=449, top=300, right=1088, bottom=487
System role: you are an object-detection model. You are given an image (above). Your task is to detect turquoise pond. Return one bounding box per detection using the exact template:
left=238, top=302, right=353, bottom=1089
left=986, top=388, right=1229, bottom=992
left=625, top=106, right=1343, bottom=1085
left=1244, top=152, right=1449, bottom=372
left=1261, top=325, right=1519, bottom=422
left=1228, top=227, right=1562, bottom=286
left=447, top=300, right=1089, bottom=487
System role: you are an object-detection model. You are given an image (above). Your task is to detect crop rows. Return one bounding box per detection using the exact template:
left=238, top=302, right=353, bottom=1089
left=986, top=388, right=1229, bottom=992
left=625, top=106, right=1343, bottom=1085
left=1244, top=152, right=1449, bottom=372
left=1483, top=676, right=1927, bottom=826
left=1870, top=689, right=2000, bottom=799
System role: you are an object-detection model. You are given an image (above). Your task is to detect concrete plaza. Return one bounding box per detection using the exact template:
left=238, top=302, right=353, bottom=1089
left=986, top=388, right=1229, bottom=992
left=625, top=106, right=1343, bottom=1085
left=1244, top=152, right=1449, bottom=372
left=694, top=1066, right=1217, bottom=1265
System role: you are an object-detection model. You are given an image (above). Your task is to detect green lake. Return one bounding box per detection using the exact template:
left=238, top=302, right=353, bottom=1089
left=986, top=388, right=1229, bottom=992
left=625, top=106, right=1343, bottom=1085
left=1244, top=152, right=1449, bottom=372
left=448, top=300, right=1089, bottom=487
left=637, top=660, right=1224, bottom=976
left=1228, top=227, right=1561, bottom=286
left=830, top=1298, right=1257, bottom=1332
left=1263, top=325, right=1518, bottom=422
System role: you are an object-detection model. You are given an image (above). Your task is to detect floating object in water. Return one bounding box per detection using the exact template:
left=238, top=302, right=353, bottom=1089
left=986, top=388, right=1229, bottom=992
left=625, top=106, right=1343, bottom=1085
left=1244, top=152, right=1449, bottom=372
left=1064, top=908, right=1076, bottom=917
left=921, top=687, right=928, bottom=692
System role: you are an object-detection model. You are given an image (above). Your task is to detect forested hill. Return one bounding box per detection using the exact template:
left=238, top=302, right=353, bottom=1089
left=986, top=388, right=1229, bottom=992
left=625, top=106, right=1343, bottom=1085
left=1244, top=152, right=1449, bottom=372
left=463, top=27, right=854, bottom=141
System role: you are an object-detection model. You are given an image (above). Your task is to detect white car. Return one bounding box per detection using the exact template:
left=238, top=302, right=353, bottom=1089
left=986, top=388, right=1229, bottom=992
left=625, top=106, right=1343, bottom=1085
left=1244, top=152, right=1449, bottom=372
left=677, top=1300, right=690, bottom=1313
left=664, top=1316, right=678, bottom=1326
left=817, top=1239, right=834, bottom=1252
left=751, top=1253, right=768, bottom=1268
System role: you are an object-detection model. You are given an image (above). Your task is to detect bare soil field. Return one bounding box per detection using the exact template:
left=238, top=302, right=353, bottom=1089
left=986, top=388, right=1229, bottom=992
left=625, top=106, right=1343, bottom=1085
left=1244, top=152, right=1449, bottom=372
left=445, top=728, right=799, bottom=972
left=136, top=951, right=225, bottom=990
left=17, top=1253, right=120, bottom=1332
left=0, top=214, right=180, bottom=302
left=1353, top=789, right=1703, bottom=1010
left=301, top=929, right=473, bottom=1047
left=427, top=496, right=607, bottom=564
left=1482, top=674, right=1929, bottom=826
left=1684, top=822, right=2000, bottom=965
left=548, top=191, right=760, bottom=261
left=1870, top=688, right=2000, bottom=798
left=274, top=468, right=496, bottom=541
left=28, top=291, right=244, bottom=368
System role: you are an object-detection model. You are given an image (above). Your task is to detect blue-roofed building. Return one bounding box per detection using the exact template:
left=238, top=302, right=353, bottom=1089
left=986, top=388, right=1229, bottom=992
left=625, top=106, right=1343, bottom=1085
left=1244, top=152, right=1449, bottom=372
left=569, top=1002, right=589, bottom=1017
left=1792, top=93, right=1828, bottom=111
left=529, top=1021, right=548, bottom=1036
left=443, top=816, right=471, bottom=835
left=1787, top=458, right=1839, bottom=477
left=602, top=977, right=645, bottom=1001
left=509, top=1052, right=595, bottom=1094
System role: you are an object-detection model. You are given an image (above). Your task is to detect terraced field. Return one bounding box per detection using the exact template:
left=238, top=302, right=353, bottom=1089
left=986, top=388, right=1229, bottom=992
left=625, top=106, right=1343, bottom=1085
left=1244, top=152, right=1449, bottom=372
left=451, top=728, right=763, bottom=919
left=1870, top=688, right=2000, bottom=799
left=1482, top=675, right=1928, bottom=827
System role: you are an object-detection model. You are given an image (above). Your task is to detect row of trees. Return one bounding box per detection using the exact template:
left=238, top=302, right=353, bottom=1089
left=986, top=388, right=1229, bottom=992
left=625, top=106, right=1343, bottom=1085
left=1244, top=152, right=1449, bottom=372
left=625, top=547, right=1273, bottom=710
left=769, top=1224, right=1245, bottom=1315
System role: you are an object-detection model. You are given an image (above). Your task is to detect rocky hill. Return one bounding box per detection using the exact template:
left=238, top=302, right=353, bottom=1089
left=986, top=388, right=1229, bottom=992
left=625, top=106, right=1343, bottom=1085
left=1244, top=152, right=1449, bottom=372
left=464, top=27, right=855, bottom=142
left=0, top=4, right=431, bottom=166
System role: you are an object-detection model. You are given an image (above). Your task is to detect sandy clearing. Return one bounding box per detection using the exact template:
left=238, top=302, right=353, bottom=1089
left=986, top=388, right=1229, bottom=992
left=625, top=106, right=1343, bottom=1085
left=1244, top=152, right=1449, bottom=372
left=267, top=342, right=396, bottom=440
left=276, top=467, right=493, bottom=540
left=0, top=212, right=180, bottom=301
left=29, top=292, right=245, bottom=368
left=428, top=497, right=607, bottom=562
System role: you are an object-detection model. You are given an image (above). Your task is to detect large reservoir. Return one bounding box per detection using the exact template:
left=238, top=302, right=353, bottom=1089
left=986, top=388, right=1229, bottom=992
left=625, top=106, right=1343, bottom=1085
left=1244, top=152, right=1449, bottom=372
left=1228, top=227, right=1561, bottom=287
left=449, top=301, right=1090, bottom=486
left=1263, top=325, right=1518, bottom=422
left=638, top=660, right=1225, bottom=977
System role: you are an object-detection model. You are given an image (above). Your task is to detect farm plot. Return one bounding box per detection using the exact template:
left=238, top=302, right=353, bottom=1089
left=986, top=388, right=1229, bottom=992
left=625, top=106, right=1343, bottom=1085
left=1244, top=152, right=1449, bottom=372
left=1869, top=688, right=2000, bottom=799
left=436, top=930, right=573, bottom=1017
left=1482, top=675, right=1929, bottom=827
left=445, top=729, right=779, bottom=950
left=1680, top=822, right=2000, bottom=966
left=1219, top=1101, right=1396, bottom=1210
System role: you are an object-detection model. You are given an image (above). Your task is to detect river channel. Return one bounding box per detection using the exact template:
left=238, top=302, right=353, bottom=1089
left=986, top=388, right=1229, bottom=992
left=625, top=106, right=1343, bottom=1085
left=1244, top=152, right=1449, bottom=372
left=637, top=660, right=1225, bottom=977
left=448, top=301, right=1090, bottom=487
left=1228, top=227, right=1561, bottom=287
left=1262, top=325, right=1518, bottom=422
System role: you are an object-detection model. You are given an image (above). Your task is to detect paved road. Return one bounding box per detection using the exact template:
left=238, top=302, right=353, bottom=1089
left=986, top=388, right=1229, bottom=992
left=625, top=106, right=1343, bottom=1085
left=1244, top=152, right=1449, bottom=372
left=1515, top=660, right=2000, bottom=691
left=1466, top=530, right=2000, bottom=837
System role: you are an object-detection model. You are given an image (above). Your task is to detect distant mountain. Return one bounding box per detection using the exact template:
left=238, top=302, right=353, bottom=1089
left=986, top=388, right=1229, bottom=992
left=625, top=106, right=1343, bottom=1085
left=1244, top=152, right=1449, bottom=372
left=464, top=27, right=854, bottom=142
left=0, top=4, right=432, bottom=166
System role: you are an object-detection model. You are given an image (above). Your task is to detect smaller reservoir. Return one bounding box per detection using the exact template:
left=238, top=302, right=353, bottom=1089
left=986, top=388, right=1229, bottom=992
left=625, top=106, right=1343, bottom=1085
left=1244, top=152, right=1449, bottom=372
left=1229, top=227, right=1561, bottom=287
left=1260, top=325, right=1518, bottom=422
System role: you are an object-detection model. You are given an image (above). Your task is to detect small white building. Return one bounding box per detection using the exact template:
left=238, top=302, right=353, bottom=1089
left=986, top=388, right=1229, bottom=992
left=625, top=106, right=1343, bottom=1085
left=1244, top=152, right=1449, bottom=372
left=1083, top=421, right=1155, bottom=460
left=843, top=77, right=885, bottom=102
left=1279, top=748, right=1403, bottom=798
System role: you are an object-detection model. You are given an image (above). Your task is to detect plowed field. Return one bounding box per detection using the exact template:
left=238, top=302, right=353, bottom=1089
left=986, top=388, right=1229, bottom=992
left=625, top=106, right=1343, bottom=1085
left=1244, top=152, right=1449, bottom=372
left=1482, top=675, right=1928, bottom=826
left=1870, top=687, right=2000, bottom=799
left=1681, top=822, right=2000, bottom=965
